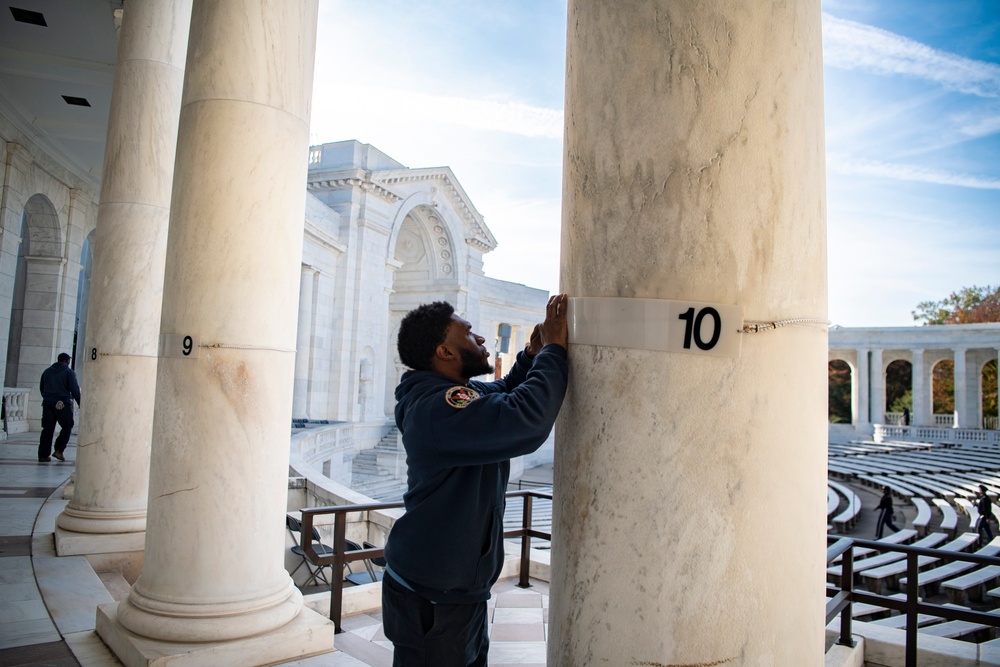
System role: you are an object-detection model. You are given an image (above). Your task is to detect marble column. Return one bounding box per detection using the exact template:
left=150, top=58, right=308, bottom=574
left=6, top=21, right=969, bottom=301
left=96, top=0, right=333, bottom=664
left=856, top=349, right=870, bottom=430
left=292, top=265, right=316, bottom=420
left=55, top=0, right=191, bottom=554
left=551, top=2, right=826, bottom=665
left=912, top=349, right=928, bottom=427
left=871, top=348, right=885, bottom=424
left=954, top=347, right=967, bottom=428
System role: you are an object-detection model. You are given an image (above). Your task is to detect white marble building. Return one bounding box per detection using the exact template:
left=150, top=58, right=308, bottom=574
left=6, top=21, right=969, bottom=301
left=297, top=140, right=548, bottom=427
left=829, top=323, right=1000, bottom=444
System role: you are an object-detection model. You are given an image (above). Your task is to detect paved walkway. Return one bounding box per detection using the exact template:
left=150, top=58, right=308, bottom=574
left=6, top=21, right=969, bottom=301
left=0, top=432, right=549, bottom=666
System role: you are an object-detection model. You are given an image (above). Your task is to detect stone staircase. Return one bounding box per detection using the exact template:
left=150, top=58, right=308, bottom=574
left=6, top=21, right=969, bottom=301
left=351, top=427, right=409, bottom=501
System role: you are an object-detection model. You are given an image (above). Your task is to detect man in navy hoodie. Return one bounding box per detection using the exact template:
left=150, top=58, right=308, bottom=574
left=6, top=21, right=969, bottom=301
left=38, top=352, right=81, bottom=462
left=382, top=294, right=569, bottom=666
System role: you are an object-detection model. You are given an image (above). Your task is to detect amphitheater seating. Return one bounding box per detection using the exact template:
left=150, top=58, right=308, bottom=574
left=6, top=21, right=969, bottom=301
left=827, top=438, right=1000, bottom=647
left=942, top=565, right=1000, bottom=604
left=898, top=537, right=1000, bottom=597
left=827, top=486, right=839, bottom=519
left=954, top=496, right=980, bottom=526
left=826, top=532, right=949, bottom=587
left=827, top=479, right=862, bottom=533
left=859, top=532, right=978, bottom=596
left=933, top=498, right=959, bottom=537
left=911, top=497, right=932, bottom=536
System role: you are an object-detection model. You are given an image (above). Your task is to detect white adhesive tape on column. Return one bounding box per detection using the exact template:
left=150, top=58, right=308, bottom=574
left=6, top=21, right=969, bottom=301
left=568, top=297, right=742, bottom=358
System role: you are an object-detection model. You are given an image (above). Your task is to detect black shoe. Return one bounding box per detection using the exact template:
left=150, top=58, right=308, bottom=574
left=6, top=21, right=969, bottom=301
left=53, top=451, right=65, bottom=461
left=38, top=457, right=51, bottom=462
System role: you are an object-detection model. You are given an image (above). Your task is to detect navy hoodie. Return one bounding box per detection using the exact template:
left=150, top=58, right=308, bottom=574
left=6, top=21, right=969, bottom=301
left=385, top=343, right=568, bottom=604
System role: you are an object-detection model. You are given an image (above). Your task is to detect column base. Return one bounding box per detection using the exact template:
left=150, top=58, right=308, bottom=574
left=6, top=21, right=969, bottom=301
left=55, top=526, right=145, bottom=556
left=96, top=601, right=336, bottom=667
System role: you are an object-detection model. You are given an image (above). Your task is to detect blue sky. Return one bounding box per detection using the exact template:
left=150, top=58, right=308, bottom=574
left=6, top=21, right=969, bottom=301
left=311, top=1, right=999, bottom=327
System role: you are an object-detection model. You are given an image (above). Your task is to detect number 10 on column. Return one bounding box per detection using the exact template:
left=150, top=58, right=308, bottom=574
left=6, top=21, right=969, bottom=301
left=668, top=301, right=741, bottom=358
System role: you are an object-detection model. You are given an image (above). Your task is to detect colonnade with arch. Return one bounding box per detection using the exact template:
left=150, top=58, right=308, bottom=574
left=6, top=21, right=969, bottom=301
left=829, top=324, right=1000, bottom=436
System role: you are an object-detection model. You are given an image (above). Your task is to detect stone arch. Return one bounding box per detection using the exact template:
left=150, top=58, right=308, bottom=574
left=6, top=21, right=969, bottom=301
left=384, top=203, right=461, bottom=416
left=23, top=193, right=63, bottom=258
left=828, top=358, right=852, bottom=424
left=885, top=359, right=912, bottom=419
left=982, top=358, right=998, bottom=429
left=390, top=203, right=458, bottom=285
left=931, top=358, right=955, bottom=419
left=12, top=193, right=71, bottom=430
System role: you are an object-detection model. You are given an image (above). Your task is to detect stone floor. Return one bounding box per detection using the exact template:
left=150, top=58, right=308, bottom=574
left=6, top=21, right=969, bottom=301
left=0, top=431, right=549, bottom=666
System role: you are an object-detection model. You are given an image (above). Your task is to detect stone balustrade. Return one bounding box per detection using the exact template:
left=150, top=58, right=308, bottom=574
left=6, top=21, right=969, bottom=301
left=874, top=424, right=1000, bottom=446
left=3, top=387, right=30, bottom=435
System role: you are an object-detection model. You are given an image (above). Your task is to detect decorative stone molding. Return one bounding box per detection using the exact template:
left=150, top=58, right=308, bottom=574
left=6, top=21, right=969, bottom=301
left=307, top=176, right=402, bottom=204
left=377, top=169, right=497, bottom=252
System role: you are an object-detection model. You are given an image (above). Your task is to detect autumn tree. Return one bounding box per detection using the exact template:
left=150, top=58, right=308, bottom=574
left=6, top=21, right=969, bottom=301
left=913, top=285, right=1000, bottom=325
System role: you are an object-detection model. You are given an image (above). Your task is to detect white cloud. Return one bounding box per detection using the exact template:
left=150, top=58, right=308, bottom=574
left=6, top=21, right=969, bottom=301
left=829, top=154, right=1000, bottom=190
left=955, top=111, right=1000, bottom=138
left=314, top=85, right=563, bottom=141
left=822, top=13, right=1000, bottom=98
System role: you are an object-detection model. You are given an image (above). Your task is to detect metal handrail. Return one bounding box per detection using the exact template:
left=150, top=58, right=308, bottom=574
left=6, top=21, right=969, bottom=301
left=826, top=535, right=1000, bottom=667
left=300, top=489, right=554, bottom=632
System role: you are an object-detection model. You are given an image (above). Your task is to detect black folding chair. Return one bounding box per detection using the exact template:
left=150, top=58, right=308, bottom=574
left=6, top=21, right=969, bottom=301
left=345, top=540, right=385, bottom=585
left=286, top=515, right=338, bottom=587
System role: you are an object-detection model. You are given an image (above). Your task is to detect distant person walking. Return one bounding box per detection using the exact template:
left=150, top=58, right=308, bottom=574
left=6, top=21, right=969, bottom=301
left=976, top=485, right=995, bottom=546
left=37, top=353, right=80, bottom=462
left=875, top=486, right=900, bottom=538
left=902, top=407, right=910, bottom=426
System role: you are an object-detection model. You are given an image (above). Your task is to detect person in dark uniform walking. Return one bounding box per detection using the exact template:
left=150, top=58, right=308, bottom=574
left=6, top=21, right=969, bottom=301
left=37, top=352, right=81, bottom=462
left=875, top=485, right=900, bottom=538
left=976, top=484, right=995, bottom=546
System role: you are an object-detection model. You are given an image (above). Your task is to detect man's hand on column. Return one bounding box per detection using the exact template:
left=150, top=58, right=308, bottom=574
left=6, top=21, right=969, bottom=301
left=538, top=294, right=568, bottom=350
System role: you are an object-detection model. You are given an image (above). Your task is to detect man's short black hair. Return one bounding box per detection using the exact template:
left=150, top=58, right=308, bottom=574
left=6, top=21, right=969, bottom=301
left=57, top=352, right=71, bottom=363
left=397, top=302, right=455, bottom=371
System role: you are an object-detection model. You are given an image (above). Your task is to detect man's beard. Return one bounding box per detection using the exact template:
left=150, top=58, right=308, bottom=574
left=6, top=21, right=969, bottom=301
left=459, top=348, right=494, bottom=379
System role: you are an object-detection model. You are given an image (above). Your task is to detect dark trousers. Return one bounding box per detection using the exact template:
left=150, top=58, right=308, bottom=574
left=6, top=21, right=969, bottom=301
left=876, top=508, right=899, bottom=538
left=38, top=400, right=73, bottom=460
left=381, top=573, right=489, bottom=667
left=978, top=516, right=995, bottom=545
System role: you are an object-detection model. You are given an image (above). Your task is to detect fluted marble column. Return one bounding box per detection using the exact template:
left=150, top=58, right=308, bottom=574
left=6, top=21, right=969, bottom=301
left=871, top=348, right=885, bottom=424
left=953, top=347, right=968, bottom=428
left=96, top=1, right=333, bottom=664
left=912, top=349, right=928, bottom=427
left=856, top=349, right=870, bottom=430
left=550, top=2, right=826, bottom=665
left=55, top=0, right=191, bottom=554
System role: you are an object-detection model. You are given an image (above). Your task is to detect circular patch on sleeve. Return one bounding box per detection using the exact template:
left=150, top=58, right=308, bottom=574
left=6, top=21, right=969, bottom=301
left=445, top=386, right=480, bottom=408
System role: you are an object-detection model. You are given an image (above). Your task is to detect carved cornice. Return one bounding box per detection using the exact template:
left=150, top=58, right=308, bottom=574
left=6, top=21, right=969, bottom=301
left=376, top=169, right=496, bottom=252
left=465, top=237, right=493, bottom=253
left=307, top=174, right=402, bottom=204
